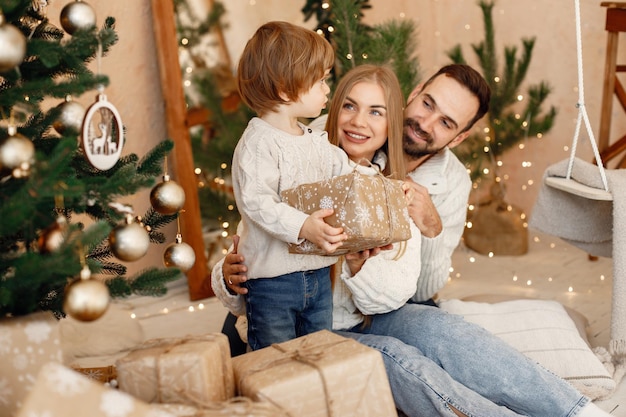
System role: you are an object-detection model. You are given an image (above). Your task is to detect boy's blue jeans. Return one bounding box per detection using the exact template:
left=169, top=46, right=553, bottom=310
left=244, top=266, right=332, bottom=351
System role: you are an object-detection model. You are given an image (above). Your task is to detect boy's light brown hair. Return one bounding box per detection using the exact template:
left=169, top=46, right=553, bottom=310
left=237, top=21, right=334, bottom=117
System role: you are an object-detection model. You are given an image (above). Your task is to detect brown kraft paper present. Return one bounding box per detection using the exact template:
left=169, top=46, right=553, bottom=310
left=0, top=311, right=64, bottom=417
left=232, top=330, right=397, bottom=417
left=281, top=169, right=411, bottom=255
left=116, top=333, right=235, bottom=406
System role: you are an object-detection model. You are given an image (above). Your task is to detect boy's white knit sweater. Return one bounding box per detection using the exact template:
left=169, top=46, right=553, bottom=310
left=231, top=117, right=352, bottom=280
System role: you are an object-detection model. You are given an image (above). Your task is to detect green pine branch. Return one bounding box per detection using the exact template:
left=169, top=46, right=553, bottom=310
left=447, top=0, right=557, bottom=183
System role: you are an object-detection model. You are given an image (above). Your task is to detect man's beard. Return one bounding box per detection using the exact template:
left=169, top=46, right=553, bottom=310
left=402, top=118, right=439, bottom=159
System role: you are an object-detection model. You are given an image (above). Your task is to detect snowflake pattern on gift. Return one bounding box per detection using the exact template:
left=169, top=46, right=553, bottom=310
left=24, top=321, right=53, bottom=344
left=296, top=239, right=318, bottom=253
left=354, top=205, right=372, bottom=228
left=82, top=368, right=105, bottom=381
left=319, top=195, right=333, bottom=210
left=100, top=390, right=136, bottom=417
left=12, top=352, right=28, bottom=370
left=376, top=205, right=385, bottom=222
left=0, top=378, right=14, bottom=406
left=338, top=206, right=347, bottom=221
left=45, top=364, right=90, bottom=396
left=0, top=329, right=12, bottom=355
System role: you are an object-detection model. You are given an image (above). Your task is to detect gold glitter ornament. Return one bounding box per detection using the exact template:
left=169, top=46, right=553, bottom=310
left=150, top=174, right=186, bottom=215
left=0, top=126, right=35, bottom=177
left=38, top=215, right=68, bottom=254
left=64, top=265, right=110, bottom=322
left=53, top=96, right=86, bottom=134
left=60, top=0, right=96, bottom=35
left=0, top=13, right=27, bottom=72
left=109, top=214, right=150, bottom=261
left=163, top=234, right=195, bottom=272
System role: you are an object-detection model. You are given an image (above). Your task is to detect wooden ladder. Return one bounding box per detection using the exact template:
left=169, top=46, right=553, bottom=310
left=598, top=2, right=626, bottom=167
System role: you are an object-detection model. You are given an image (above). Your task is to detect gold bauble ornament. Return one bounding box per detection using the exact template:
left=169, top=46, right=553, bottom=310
left=64, top=266, right=110, bottom=322
left=60, top=0, right=96, bottom=35
left=53, top=97, right=85, bottom=134
left=163, top=234, right=196, bottom=272
left=150, top=174, right=185, bottom=215
left=0, top=126, right=35, bottom=176
left=38, top=216, right=68, bottom=254
left=109, top=214, right=150, bottom=261
left=0, top=13, right=27, bottom=72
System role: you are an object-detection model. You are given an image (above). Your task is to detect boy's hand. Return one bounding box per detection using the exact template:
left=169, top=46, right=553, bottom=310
left=299, top=208, right=347, bottom=254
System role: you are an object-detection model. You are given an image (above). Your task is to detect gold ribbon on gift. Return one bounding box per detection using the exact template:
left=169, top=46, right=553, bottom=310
left=237, top=338, right=351, bottom=417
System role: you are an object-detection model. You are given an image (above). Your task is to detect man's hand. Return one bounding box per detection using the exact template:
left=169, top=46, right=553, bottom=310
left=404, top=178, right=443, bottom=238
left=223, top=235, right=248, bottom=295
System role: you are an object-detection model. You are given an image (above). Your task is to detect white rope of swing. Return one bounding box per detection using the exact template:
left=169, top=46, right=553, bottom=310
left=566, top=0, right=610, bottom=192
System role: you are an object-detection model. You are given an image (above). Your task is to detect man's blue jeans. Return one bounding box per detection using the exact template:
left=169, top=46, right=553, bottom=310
left=337, top=303, right=589, bottom=417
left=244, top=267, right=332, bottom=350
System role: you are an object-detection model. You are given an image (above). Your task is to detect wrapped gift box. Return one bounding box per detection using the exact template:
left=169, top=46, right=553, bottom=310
left=0, top=311, right=64, bottom=417
left=72, top=365, right=117, bottom=384
left=281, top=170, right=411, bottom=255
left=16, top=362, right=173, bottom=417
left=232, top=330, right=397, bottom=417
left=116, top=333, right=235, bottom=406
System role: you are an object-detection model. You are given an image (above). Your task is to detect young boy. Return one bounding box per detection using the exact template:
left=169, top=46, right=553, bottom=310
left=232, top=21, right=351, bottom=350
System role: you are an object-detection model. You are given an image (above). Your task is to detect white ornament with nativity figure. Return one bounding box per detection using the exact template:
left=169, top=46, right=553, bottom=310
left=0, top=10, right=27, bottom=72
left=81, top=86, right=124, bottom=171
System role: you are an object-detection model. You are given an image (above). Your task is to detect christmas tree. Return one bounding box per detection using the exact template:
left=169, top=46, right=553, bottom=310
left=446, top=0, right=557, bottom=255
left=0, top=0, right=183, bottom=319
left=303, top=0, right=419, bottom=98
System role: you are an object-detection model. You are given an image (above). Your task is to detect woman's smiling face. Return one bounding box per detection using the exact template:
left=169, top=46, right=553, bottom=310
left=336, top=81, right=389, bottom=165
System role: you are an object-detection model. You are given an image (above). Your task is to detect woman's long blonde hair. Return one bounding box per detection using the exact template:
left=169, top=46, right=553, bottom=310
left=325, top=66, right=409, bottom=326
left=325, top=64, right=406, bottom=180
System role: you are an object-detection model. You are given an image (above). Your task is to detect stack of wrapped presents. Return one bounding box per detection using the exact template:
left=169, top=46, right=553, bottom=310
left=1, top=311, right=397, bottom=416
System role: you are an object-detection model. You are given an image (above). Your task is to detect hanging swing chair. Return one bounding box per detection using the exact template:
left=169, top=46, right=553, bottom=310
left=530, top=0, right=626, bottom=371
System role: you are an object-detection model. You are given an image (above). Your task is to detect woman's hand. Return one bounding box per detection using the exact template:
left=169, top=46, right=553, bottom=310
left=404, top=178, right=442, bottom=238
left=223, top=235, right=248, bottom=295
left=344, top=244, right=393, bottom=276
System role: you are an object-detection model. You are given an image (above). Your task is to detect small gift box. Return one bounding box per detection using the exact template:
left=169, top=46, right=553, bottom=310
left=281, top=169, right=411, bottom=255
left=16, top=362, right=172, bottom=417
left=116, top=333, right=235, bottom=406
left=0, top=311, right=64, bottom=416
left=232, top=330, right=397, bottom=417
left=72, top=365, right=117, bottom=384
